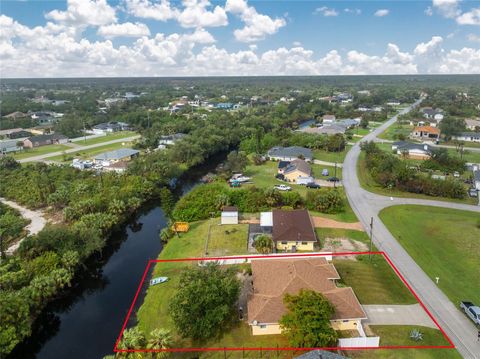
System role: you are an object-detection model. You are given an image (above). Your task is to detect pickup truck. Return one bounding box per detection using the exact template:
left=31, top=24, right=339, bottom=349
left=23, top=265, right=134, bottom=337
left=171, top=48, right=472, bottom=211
left=460, top=301, right=480, bottom=326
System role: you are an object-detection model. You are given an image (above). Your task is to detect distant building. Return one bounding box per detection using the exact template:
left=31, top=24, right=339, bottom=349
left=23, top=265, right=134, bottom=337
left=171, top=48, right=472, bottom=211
left=282, top=159, right=312, bottom=183
left=302, top=124, right=346, bottom=135
left=0, top=140, right=22, bottom=154
left=23, top=134, right=68, bottom=148
left=88, top=121, right=130, bottom=135
left=465, top=118, right=480, bottom=131
left=421, top=107, right=444, bottom=121
left=267, top=146, right=313, bottom=162
left=322, top=115, right=336, bottom=124
left=3, top=111, right=28, bottom=120
left=386, top=100, right=401, bottom=106
left=158, top=133, right=186, bottom=149
left=93, top=148, right=139, bottom=166
left=7, top=130, right=32, bottom=139
left=410, top=126, right=440, bottom=142
left=392, top=141, right=433, bottom=159
left=452, top=132, right=480, bottom=143
left=474, top=170, right=480, bottom=191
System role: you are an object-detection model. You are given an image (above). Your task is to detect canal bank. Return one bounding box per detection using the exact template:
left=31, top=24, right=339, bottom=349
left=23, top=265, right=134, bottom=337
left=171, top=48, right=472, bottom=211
left=9, top=154, right=226, bottom=359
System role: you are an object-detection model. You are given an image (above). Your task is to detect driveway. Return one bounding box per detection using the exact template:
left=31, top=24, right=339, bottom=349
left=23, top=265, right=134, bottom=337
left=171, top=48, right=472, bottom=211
left=1, top=197, right=47, bottom=254
left=363, top=304, right=437, bottom=329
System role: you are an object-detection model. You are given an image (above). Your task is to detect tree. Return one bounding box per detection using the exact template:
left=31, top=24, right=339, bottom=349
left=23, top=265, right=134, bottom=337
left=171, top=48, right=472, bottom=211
left=224, top=151, right=248, bottom=174
left=116, top=327, right=146, bottom=358
left=279, top=289, right=338, bottom=348
left=147, top=328, right=173, bottom=358
left=253, top=234, right=274, bottom=254
left=360, top=117, right=369, bottom=129
left=169, top=263, right=240, bottom=341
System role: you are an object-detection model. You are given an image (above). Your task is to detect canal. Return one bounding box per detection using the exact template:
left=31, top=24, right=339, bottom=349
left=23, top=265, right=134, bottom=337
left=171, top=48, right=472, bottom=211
left=10, top=157, right=223, bottom=359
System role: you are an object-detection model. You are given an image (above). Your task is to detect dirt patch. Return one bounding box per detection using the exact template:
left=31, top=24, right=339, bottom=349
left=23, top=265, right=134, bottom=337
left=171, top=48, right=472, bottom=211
left=322, top=238, right=368, bottom=259
left=312, top=216, right=364, bottom=231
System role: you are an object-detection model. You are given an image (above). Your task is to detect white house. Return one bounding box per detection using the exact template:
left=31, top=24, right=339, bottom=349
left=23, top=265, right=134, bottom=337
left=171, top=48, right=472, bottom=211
left=474, top=170, right=480, bottom=191
left=221, top=206, right=239, bottom=225
left=465, top=118, right=480, bottom=131
left=452, top=132, right=480, bottom=143
left=158, top=133, right=186, bottom=149
left=323, top=115, right=336, bottom=124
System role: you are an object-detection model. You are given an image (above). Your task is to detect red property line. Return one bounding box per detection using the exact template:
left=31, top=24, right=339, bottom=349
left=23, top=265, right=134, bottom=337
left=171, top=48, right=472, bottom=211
left=114, top=252, right=455, bottom=353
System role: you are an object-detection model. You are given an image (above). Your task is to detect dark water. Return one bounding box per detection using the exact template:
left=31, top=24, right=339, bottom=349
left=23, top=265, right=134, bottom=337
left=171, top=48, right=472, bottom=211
left=9, top=155, right=225, bottom=359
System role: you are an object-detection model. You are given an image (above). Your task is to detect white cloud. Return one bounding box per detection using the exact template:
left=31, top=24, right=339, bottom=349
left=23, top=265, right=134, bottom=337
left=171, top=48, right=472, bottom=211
left=314, top=6, right=339, bottom=17
left=374, top=9, right=390, bottom=17
left=456, top=8, right=480, bottom=25
left=425, top=6, right=433, bottom=16
left=98, top=22, right=151, bottom=39
left=46, top=0, right=117, bottom=26
left=226, top=0, right=286, bottom=42
left=432, top=0, right=460, bottom=18
left=467, top=33, right=480, bottom=42
left=292, top=41, right=302, bottom=47
left=124, top=0, right=178, bottom=21
left=344, top=8, right=361, bottom=15
left=177, top=0, right=228, bottom=28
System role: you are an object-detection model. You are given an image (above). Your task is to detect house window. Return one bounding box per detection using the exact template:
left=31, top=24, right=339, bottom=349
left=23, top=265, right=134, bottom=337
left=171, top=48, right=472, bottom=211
left=260, top=325, right=267, bottom=329
left=301, top=242, right=308, bottom=245
left=281, top=241, right=288, bottom=245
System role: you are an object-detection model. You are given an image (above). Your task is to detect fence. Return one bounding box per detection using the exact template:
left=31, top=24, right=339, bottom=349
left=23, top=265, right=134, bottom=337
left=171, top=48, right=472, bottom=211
left=338, top=336, right=380, bottom=348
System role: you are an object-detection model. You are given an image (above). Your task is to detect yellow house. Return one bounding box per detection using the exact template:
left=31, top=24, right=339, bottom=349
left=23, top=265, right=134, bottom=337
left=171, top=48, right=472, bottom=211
left=282, top=159, right=312, bottom=183
left=272, top=209, right=317, bottom=251
left=247, top=258, right=367, bottom=336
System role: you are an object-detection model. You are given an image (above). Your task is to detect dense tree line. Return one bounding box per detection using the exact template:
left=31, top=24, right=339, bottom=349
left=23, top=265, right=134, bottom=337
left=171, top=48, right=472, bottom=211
left=361, top=142, right=465, bottom=199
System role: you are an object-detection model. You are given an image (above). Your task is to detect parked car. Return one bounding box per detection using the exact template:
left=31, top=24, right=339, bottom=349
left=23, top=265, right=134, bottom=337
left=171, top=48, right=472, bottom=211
left=468, top=188, right=478, bottom=197
left=274, top=184, right=292, bottom=191
left=460, top=301, right=480, bottom=326
left=453, top=171, right=460, bottom=178
left=322, top=169, right=329, bottom=176
left=306, top=182, right=321, bottom=189
left=327, top=176, right=340, bottom=182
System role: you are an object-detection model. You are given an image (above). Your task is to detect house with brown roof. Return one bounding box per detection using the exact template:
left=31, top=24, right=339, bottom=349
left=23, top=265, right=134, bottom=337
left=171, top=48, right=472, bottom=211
left=272, top=209, right=317, bottom=251
left=410, top=126, right=440, bottom=141
left=247, top=258, right=367, bottom=336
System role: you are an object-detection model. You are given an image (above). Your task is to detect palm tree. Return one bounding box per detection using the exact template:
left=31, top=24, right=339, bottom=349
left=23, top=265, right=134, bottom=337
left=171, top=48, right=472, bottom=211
left=147, top=328, right=173, bottom=358
left=117, top=327, right=146, bottom=359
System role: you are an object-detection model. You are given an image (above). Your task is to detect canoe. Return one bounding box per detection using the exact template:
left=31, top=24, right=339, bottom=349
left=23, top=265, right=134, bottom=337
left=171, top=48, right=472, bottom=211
left=149, top=277, right=169, bottom=286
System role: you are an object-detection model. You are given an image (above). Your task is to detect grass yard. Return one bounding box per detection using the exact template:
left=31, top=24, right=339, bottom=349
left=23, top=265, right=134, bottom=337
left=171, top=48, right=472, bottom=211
left=379, top=205, right=480, bottom=305
left=313, top=146, right=351, bottom=163
left=12, top=144, right=70, bottom=160
left=207, top=219, right=249, bottom=256
left=334, top=257, right=416, bottom=305
left=357, top=152, right=477, bottom=205
left=452, top=148, right=480, bottom=163
left=378, top=123, right=413, bottom=141
left=347, top=325, right=461, bottom=359
left=45, top=141, right=135, bottom=162
left=71, top=130, right=137, bottom=146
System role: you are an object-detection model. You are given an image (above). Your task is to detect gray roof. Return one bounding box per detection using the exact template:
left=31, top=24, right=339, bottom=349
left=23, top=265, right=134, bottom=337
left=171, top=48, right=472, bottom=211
left=295, top=350, right=349, bottom=359
left=268, top=146, right=313, bottom=160
left=160, top=133, right=186, bottom=140
left=393, top=141, right=432, bottom=153
left=94, top=148, right=139, bottom=161
left=28, top=134, right=68, bottom=142
left=474, top=170, right=480, bottom=181
left=284, top=159, right=311, bottom=175
left=0, top=140, right=21, bottom=148
left=422, top=108, right=443, bottom=116
left=337, top=118, right=360, bottom=127
left=457, top=132, right=480, bottom=138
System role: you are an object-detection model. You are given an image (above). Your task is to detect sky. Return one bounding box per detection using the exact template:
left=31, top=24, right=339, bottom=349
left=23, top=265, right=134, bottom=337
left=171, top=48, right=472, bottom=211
left=1, top=0, right=479, bottom=77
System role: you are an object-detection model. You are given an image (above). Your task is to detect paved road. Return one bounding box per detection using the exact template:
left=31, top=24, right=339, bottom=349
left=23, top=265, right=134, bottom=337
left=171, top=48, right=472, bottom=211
left=363, top=304, right=437, bottom=328
left=1, top=197, right=47, bottom=254
left=18, top=135, right=141, bottom=163
left=343, top=98, right=480, bottom=358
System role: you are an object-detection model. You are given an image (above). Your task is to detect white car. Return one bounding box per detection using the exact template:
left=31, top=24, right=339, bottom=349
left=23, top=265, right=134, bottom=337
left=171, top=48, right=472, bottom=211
left=274, top=184, right=292, bottom=191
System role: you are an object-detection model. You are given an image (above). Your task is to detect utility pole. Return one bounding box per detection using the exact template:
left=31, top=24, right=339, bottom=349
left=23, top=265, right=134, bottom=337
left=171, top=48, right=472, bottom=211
left=369, top=217, right=374, bottom=261
left=334, top=161, right=337, bottom=188
left=83, top=118, right=87, bottom=144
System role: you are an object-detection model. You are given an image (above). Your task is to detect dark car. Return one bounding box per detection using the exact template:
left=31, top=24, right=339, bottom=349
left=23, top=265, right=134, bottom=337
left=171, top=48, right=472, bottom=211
left=306, top=182, right=321, bottom=189
left=327, top=177, right=340, bottom=182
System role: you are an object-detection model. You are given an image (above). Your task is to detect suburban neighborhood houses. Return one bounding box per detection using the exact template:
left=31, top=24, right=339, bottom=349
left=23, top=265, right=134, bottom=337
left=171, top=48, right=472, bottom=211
left=1, top=75, right=479, bottom=359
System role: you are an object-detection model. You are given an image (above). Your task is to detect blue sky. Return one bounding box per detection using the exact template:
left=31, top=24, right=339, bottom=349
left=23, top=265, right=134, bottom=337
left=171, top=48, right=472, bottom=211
left=1, top=0, right=479, bottom=77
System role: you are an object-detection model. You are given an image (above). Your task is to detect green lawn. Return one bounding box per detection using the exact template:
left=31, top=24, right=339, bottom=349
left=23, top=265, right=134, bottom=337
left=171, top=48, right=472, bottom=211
left=71, top=130, right=137, bottom=146
left=334, top=257, right=416, bottom=305
left=313, top=146, right=351, bottom=163
left=357, top=152, right=477, bottom=205
left=207, top=219, right=249, bottom=256
left=379, top=205, right=480, bottom=305
left=45, top=141, right=135, bottom=162
left=378, top=123, right=413, bottom=141
left=12, top=144, right=70, bottom=160
left=347, top=325, right=460, bottom=359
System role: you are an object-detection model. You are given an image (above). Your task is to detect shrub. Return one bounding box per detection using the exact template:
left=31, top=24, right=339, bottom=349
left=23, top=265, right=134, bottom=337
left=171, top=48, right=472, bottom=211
left=305, top=189, right=345, bottom=213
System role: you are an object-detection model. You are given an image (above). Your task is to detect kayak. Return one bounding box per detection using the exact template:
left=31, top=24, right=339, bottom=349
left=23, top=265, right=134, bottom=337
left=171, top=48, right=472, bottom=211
left=149, top=277, right=169, bottom=286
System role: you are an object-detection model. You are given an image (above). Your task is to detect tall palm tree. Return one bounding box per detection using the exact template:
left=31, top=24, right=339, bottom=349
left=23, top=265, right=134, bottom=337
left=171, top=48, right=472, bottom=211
left=116, top=327, right=146, bottom=359
left=147, top=328, right=173, bottom=358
